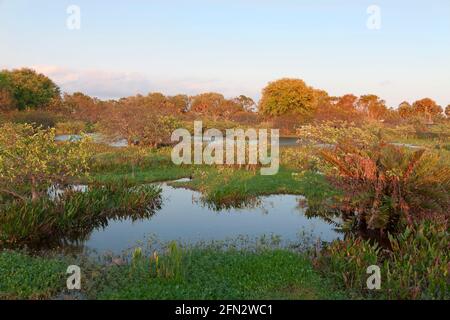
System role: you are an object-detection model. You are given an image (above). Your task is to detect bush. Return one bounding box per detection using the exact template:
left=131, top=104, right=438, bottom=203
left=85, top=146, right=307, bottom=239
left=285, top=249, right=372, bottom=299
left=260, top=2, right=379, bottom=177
left=316, top=220, right=449, bottom=299
left=12, top=110, right=59, bottom=128
left=320, top=140, right=450, bottom=234
left=55, top=120, right=88, bottom=134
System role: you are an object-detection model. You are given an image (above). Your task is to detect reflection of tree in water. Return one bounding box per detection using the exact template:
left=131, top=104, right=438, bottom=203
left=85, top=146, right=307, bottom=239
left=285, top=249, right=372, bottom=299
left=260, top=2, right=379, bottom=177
left=195, top=195, right=263, bottom=212
left=10, top=187, right=163, bottom=252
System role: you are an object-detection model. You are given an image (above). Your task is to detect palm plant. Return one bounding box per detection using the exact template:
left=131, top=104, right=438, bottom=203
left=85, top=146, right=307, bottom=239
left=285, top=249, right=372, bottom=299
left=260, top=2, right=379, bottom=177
left=320, top=140, right=450, bottom=235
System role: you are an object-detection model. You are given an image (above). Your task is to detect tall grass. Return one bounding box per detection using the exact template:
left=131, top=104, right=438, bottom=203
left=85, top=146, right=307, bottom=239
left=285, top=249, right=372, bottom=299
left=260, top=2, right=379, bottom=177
left=0, top=183, right=162, bottom=248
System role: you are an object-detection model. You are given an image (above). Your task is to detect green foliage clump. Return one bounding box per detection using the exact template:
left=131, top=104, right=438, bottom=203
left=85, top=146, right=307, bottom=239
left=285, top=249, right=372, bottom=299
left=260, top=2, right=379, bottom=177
left=0, top=68, right=60, bottom=111
left=0, top=123, right=92, bottom=202
left=92, top=246, right=345, bottom=300
left=259, top=78, right=319, bottom=119
left=0, top=251, right=67, bottom=299
left=0, top=184, right=162, bottom=247
left=316, top=220, right=449, bottom=299
left=55, top=120, right=90, bottom=134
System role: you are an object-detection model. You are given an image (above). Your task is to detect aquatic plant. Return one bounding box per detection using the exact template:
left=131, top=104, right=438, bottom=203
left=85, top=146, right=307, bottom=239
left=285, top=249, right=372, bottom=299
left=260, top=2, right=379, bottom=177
left=315, top=219, right=449, bottom=299
left=0, top=183, right=162, bottom=247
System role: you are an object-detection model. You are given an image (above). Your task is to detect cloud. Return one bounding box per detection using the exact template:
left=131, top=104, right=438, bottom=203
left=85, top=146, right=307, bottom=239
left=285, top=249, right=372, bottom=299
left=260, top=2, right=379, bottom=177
left=31, top=65, right=152, bottom=99
left=29, top=65, right=257, bottom=100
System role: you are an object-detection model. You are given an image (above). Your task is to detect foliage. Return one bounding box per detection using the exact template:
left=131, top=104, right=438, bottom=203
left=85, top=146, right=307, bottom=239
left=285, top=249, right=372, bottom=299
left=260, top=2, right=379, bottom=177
left=297, top=121, right=378, bottom=146
left=0, top=68, right=61, bottom=110
left=0, top=251, right=67, bottom=299
left=320, top=140, right=450, bottom=233
left=316, top=220, right=449, bottom=299
left=412, top=98, right=443, bottom=120
left=0, top=183, right=162, bottom=247
left=55, top=120, right=90, bottom=134
left=11, top=109, right=59, bottom=128
left=0, top=123, right=92, bottom=202
left=357, top=95, right=389, bottom=120
left=259, top=78, right=319, bottom=119
left=92, top=246, right=345, bottom=300
left=99, top=102, right=181, bottom=147
left=189, top=92, right=244, bottom=120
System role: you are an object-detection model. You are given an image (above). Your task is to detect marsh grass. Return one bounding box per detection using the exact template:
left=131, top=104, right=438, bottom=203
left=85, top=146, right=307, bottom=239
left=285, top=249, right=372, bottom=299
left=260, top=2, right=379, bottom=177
left=0, top=183, right=162, bottom=248
left=316, top=220, right=449, bottom=299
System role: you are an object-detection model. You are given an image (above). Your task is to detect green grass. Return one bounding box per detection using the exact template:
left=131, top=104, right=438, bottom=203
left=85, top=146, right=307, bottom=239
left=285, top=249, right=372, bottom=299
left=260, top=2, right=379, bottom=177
left=87, top=149, right=338, bottom=209
left=91, top=164, right=193, bottom=185
left=0, top=248, right=347, bottom=300
left=94, top=249, right=346, bottom=300
left=0, top=251, right=67, bottom=299
left=172, top=167, right=337, bottom=209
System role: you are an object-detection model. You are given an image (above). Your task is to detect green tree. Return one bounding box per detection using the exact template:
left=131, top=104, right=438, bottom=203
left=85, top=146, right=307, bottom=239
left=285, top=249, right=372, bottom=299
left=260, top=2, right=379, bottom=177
left=259, top=78, right=318, bottom=118
left=0, top=123, right=91, bottom=202
left=0, top=68, right=61, bottom=111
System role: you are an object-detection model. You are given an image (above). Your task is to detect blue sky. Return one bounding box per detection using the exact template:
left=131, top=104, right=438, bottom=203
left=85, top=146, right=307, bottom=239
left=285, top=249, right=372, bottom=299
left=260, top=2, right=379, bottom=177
left=1, top=0, right=449, bottom=107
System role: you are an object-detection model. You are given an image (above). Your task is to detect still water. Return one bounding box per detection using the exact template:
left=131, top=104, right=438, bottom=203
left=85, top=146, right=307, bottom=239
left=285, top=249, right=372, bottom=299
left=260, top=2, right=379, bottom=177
left=63, top=182, right=341, bottom=255
left=55, top=135, right=300, bottom=148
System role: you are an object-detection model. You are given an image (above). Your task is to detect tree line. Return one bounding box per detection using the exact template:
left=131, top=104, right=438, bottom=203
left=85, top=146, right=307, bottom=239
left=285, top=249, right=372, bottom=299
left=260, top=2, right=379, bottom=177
left=1, top=68, right=448, bottom=144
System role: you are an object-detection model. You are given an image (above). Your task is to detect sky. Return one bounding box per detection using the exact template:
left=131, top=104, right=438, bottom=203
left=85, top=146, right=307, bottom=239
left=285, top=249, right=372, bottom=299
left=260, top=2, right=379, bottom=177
left=0, top=0, right=449, bottom=107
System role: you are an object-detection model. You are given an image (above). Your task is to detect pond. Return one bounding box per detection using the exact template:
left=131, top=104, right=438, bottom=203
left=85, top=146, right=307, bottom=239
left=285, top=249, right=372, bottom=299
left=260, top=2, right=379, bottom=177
left=47, top=181, right=341, bottom=255
left=55, top=135, right=300, bottom=148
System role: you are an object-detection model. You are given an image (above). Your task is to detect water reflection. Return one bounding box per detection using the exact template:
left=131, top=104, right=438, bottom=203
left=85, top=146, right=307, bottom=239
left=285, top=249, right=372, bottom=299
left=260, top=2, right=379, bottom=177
left=25, top=182, right=341, bottom=255
left=81, top=183, right=340, bottom=254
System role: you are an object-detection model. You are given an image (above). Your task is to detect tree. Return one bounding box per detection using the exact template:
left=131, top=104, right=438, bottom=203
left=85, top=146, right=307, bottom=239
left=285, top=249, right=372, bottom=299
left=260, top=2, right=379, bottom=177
left=0, top=88, right=15, bottom=112
left=168, top=94, right=189, bottom=113
left=259, top=78, right=318, bottom=119
left=62, top=92, right=107, bottom=123
left=357, top=94, right=388, bottom=120
left=99, top=102, right=180, bottom=147
left=190, top=92, right=225, bottom=113
left=314, top=94, right=361, bottom=122
left=336, top=94, right=358, bottom=111
left=446, top=105, right=450, bottom=118
left=233, top=95, right=256, bottom=112
left=398, top=101, right=413, bottom=119
left=412, top=98, right=443, bottom=123
left=0, top=68, right=61, bottom=110
left=0, top=123, right=91, bottom=202
left=188, top=92, right=243, bottom=120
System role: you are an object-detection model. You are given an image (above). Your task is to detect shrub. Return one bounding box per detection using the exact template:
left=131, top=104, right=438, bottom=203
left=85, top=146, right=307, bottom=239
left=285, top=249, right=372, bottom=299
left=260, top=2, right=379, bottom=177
left=12, top=110, right=59, bottom=128
left=320, top=141, right=450, bottom=234
left=0, top=123, right=91, bottom=202
left=316, top=220, right=449, bottom=299
left=55, top=120, right=88, bottom=134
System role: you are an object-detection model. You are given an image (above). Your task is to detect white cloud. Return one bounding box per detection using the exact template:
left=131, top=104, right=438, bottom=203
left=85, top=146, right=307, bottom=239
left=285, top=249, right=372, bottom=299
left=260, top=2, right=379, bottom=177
left=27, top=65, right=257, bottom=100
left=31, top=65, right=152, bottom=99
